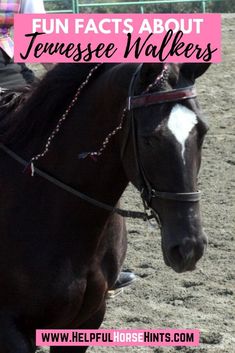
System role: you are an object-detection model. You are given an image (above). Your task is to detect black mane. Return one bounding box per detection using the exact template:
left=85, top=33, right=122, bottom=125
left=0, top=63, right=105, bottom=147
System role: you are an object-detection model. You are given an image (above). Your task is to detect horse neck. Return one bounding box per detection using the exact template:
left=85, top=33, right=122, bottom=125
left=36, top=64, right=136, bottom=208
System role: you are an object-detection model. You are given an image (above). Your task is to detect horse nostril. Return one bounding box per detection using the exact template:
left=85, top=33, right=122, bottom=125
left=169, top=245, right=184, bottom=266
left=169, top=238, right=202, bottom=270
left=170, top=239, right=195, bottom=263
left=166, top=236, right=206, bottom=272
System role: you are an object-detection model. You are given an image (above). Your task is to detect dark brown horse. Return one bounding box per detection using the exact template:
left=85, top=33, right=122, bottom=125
left=0, top=63, right=210, bottom=353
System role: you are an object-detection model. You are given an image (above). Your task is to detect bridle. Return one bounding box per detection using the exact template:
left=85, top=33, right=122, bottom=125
left=125, top=64, right=201, bottom=213
left=0, top=63, right=201, bottom=223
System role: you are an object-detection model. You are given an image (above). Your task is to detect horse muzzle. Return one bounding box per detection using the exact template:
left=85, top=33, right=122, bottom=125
left=161, top=231, right=208, bottom=273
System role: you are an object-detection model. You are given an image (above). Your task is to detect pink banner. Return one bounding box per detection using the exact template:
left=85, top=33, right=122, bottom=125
left=36, top=329, right=200, bottom=346
left=14, top=14, right=221, bottom=63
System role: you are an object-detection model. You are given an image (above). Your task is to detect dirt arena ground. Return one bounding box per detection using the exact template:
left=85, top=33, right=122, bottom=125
left=37, top=14, right=235, bottom=353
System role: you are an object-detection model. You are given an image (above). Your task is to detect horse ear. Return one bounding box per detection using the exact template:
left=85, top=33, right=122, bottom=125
left=181, top=63, right=211, bottom=80
left=136, top=64, right=164, bottom=93
left=139, top=63, right=164, bottom=83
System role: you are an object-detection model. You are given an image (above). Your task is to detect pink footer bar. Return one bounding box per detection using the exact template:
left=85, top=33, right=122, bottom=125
left=36, top=329, right=200, bottom=346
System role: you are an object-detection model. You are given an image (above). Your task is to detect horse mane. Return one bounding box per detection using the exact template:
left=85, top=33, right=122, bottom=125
left=0, top=63, right=106, bottom=147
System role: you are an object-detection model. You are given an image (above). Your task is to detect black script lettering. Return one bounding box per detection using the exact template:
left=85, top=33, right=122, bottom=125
left=83, top=43, right=99, bottom=61
left=184, top=43, right=195, bottom=58
left=34, top=43, right=44, bottom=58
left=124, top=32, right=154, bottom=58
left=145, top=43, right=159, bottom=57
left=156, top=29, right=174, bottom=61
left=169, top=30, right=185, bottom=57
left=57, top=43, right=76, bottom=58
left=195, top=43, right=217, bottom=61
left=194, top=44, right=204, bottom=59
left=159, top=31, right=217, bottom=62
left=104, top=43, right=116, bottom=58
left=83, top=42, right=117, bottom=61
left=124, top=30, right=203, bottom=62
left=20, top=32, right=117, bottom=62
left=20, top=32, right=45, bottom=59
left=72, top=44, right=84, bottom=61
left=203, top=43, right=217, bottom=61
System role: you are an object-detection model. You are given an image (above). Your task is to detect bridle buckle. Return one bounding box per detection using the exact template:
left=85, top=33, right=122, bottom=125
left=127, top=96, right=131, bottom=111
left=151, top=189, right=157, bottom=198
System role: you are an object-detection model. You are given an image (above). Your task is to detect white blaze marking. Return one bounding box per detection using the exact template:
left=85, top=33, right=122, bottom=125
left=167, top=104, right=198, bottom=164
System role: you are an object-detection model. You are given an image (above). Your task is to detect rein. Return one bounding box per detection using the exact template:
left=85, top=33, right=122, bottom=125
left=0, top=143, right=150, bottom=220
left=0, top=63, right=201, bottom=223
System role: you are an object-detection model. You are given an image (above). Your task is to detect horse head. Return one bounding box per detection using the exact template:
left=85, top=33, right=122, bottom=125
left=122, top=63, right=210, bottom=273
